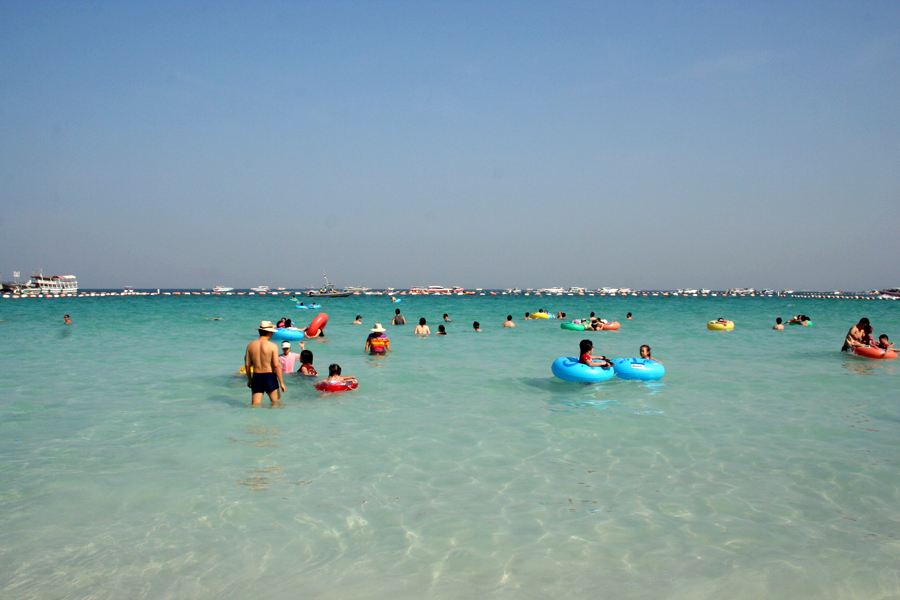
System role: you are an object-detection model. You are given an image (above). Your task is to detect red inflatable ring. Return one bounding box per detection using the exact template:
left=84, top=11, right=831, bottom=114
left=315, top=380, right=358, bottom=392
left=851, top=346, right=898, bottom=359
left=306, top=312, right=328, bottom=337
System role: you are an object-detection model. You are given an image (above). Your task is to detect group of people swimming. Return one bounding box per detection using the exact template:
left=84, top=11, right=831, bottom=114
left=579, top=339, right=661, bottom=368
left=842, top=317, right=894, bottom=353
left=244, top=320, right=353, bottom=405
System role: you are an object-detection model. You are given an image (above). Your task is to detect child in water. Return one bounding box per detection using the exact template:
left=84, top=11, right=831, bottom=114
left=323, top=363, right=356, bottom=385
left=299, top=349, right=317, bottom=376
left=640, top=344, right=663, bottom=365
left=437, top=324, right=447, bottom=335
left=579, top=339, right=613, bottom=368
left=875, top=333, right=894, bottom=352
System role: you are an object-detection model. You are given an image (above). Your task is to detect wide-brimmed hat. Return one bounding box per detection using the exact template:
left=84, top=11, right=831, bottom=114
left=281, top=341, right=291, bottom=348
left=370, top=323, right=386, bottom=332
left=258, top=320, right=276, bottom=333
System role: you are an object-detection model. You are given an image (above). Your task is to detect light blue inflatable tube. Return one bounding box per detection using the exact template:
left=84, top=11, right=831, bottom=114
left=295, top=304, right=310, bottom=309
left=271, top=328, right=305, bottom=341
left=551, top=356, right=615, bottom=382
left=612, top=358, right=665, bottom=381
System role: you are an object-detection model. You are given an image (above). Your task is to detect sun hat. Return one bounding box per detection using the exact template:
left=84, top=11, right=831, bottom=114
left=258, top=320, right=276, bottom=332
left=281, top=341, right=291, bottom=348
left=370, top=323, right=386, bottom=333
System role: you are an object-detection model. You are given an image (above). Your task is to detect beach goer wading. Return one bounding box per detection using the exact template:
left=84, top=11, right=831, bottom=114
left=392, top=308, right=406, bottom=325
left=278, top=340, right=304, bottom=374
left=842, top=318, right=869, bottom=352
left=366, top=323, right=391, bottom=354
left=502, top=315, right=515, bottom=327
left=245, top=321, right=285, bottom=406
left=414, top=318, right=430, bottom=335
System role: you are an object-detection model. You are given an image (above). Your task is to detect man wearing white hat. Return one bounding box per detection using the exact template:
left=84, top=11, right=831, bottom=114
left=244, top=320, right=286, bottom=405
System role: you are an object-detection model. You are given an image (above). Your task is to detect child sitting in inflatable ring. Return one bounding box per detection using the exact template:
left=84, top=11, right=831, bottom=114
left=579, top=339, right=613, bottom=368
left=322, top=364, right=356, bottom=386
left=875, top=334, right=895, bottom=352
left=640, top=345, right=663, bottom=365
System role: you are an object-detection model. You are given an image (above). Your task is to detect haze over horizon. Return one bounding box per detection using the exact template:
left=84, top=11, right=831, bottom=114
left=1, top=2, right=898, bottom=291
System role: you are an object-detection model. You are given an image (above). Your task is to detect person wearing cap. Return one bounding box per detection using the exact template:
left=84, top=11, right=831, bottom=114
left=278, top=340, right=305, bottom=374
left=244, top=320, right=286, bottom=405
left=365, top=323, right=391, bottom=354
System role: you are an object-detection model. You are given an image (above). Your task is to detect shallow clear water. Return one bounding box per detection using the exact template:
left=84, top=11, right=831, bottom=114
left=1, top=294, right=898, bottom=599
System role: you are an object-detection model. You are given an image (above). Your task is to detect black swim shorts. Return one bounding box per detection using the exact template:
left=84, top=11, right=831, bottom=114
left=251, top=372, right=279, bottom=394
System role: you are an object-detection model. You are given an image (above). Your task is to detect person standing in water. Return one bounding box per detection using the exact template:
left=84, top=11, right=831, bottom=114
left=365, top=323, right=391, bottom=354
left=773, top=317, right=784, bottom=330
left=414, top=318, right=430, bottom=335
left=63, top=314, right=72, bottom=325
left=244, top=321, right=285, bottom=406
left=392, top=308, right=406, bottom=325
left=842, top=318, right=869, bottom=352
left=502, top=315, right=515, bottom=327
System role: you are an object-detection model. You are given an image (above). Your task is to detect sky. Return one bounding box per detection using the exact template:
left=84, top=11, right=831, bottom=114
left=0, top=1, right=898, bottom=291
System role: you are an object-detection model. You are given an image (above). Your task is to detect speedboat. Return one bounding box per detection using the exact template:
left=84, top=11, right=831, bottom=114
left=250, top=286, right=270, bottom=293
left=212, top=286, right=234, bottom=293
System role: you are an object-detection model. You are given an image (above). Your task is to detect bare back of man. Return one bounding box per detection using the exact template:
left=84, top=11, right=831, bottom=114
left=245, top=324, right=285, bottom=405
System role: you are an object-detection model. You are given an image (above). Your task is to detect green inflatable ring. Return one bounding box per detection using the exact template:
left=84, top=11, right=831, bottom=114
left=561, top=322, right=585, bottom=331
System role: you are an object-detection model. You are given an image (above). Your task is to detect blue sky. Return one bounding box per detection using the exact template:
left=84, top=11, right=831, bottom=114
left=1, top=1, right=897, bottom=290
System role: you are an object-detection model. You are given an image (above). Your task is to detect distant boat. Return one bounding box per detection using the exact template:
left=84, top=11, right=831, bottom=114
left=26, top=273, right=79, bottom=295
left=213, top=286, right=234, bottom=292
left=880, top=288, right=900, bottom=298
left=250, top=286, right=270, bottom=293
left=307, top=283, right=352, bottom=298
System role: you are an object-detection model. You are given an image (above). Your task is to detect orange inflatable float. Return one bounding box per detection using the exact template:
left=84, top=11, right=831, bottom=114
left=306, top=313, right=328, bottom=337
left=601, top=321, right=620, bottom=330
left=851, top=346, right=898, bottom=359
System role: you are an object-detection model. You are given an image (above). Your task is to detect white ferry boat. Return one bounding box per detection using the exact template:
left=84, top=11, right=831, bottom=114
left=728, top=288, right=755, bottom=296
left=30, top=274, right=79, bottom=294
left=408, top=286, right=463, bottom=294
left=537, top=287, right=566, bottom=295
left=212, top=286, right=234, bottom=292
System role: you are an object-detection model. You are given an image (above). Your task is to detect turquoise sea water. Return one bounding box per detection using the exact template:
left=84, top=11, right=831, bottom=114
left=1, top=294, right=898, bottom=599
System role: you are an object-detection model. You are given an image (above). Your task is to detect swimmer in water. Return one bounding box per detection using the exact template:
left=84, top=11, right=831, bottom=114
left=299, top=349, right=317, bottom=376
left=437, top=324, right=447, bottom=335
left=414, top=318, right=431, bottom=335
left=773, top=317, right=784, bottom=330
left=473, top=321, right=482, bottom=332
left=443, top=314, right=451, bottom=322
left=626, top=312, right=632, bottom=320
left=502, top=315, right=515, bottom=327
left=64, top=314, right=72, bottom=325
left=352, top=315, right=362, bottom=325
left=578, top=339, right=613, bottom=368
left=640, top=344, right=663, bottom=365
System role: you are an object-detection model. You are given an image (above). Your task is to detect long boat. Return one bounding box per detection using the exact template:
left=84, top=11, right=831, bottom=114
left=307, top=283, right=353, bottom=298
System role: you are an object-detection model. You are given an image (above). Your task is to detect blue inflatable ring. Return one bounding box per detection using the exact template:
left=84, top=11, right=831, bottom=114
left=551, top=356, right=615, bottom=382
left=271, top=328, right=305, bottom=341
left=612, top=358, right=665, bottom=381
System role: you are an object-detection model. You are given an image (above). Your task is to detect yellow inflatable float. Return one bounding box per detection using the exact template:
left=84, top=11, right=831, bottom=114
left=707, top=320, right=735, bottom=331
left=530, top=312, right=550, bottom=319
